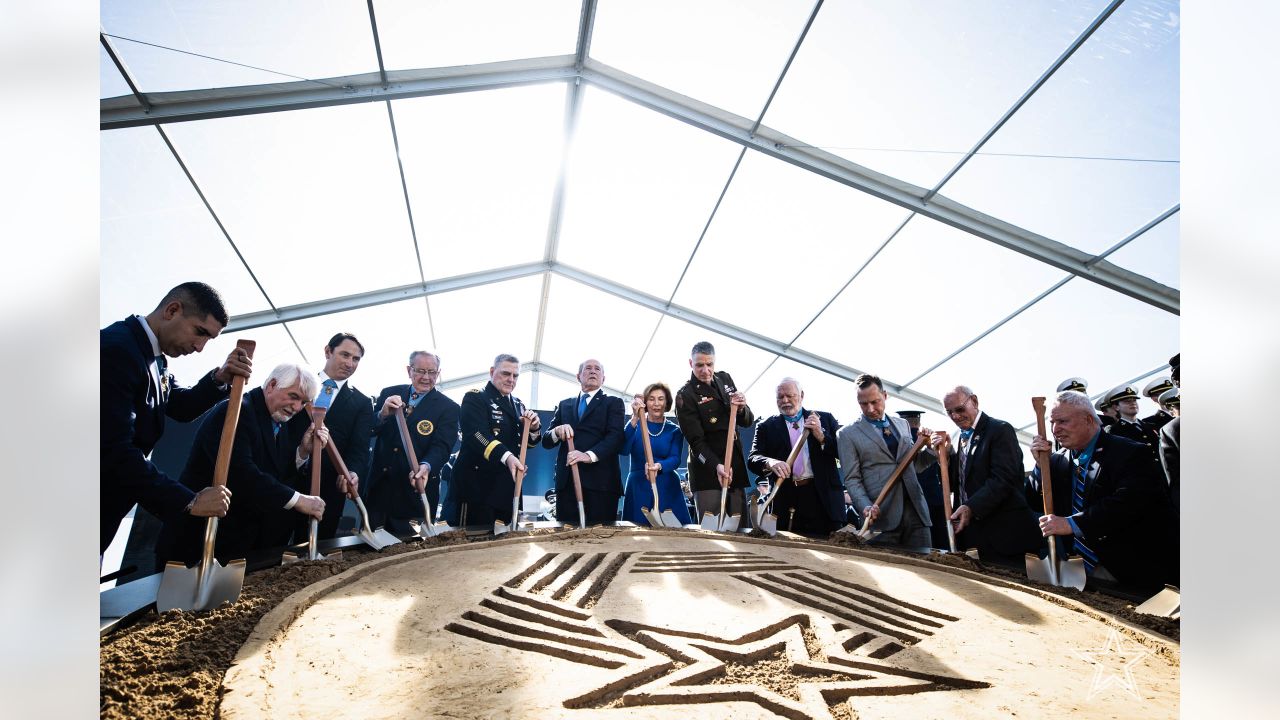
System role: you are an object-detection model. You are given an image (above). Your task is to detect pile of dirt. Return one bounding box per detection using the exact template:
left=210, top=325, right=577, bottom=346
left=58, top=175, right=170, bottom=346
left=100, top=540, right=423, bottom=719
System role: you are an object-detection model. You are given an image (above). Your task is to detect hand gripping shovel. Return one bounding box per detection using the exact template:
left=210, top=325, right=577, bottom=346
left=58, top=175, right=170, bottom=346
left=637, top=415, right=667, bottom=528
left=393, top=406, right=454, bottom=538
left=323, top=437, right=400, bottom=550
left=701, top=402, right=741, bottom=532
left=1024, top=397, right=1086, bottom=590
left=853, top=434, right=928, bottom=541
left=156, top=339, right=254, bottom=612
left=494, top=416, right=533, bottom=536
left=755, top=429, right=810, bottom=536
left=565, top=436, right=588, bottom=530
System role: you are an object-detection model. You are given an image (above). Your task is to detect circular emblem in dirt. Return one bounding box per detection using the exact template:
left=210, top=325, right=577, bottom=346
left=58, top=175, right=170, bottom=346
left=222, top=530, right=1177, bottom=719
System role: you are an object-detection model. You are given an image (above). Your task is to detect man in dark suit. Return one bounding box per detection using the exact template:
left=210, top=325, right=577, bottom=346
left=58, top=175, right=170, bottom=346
left=748, top=378, right=843, bottom=535
left=927, top=385, right=1039, bottom=565
left=367, top=351, right=460, bottom=534
left=157, top=364, right=327, bottom=566
left=289, top=333, right=375, bottom=540
left=1031, top=390, right=1178, bottom=593
left=453, top=354, right=542, bottom=526
left=542, top=359, right=626, bottom=525
left=674, top=341, right=756, bottom=524
left=100, top=281, right=251, bottom=553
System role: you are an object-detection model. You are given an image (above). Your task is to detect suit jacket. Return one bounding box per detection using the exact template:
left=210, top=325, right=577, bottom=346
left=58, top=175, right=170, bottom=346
left=287, top=379, right=374, bottom=538
left=454, top=382, right=540, bottom=511
left=674, top=371, right=756, bottom=492
left=836, top=415, right=931, bottom=532
left=941, top=413, right=1039, bottom=557
left=161, top=387, right=304, bottom=563
left=748, top=410, right=845, bottom=524
left=541, top=391, right=626, bottom=496
left=367, top=385, right=460, bottom=508
left=1142, top=410, right=1173, bottom=433
left=100, top=315, right=228, bottom=551
left=1031, top=431, right=1178, bottom=589
left=1159, top=417, right=1179, bottom=513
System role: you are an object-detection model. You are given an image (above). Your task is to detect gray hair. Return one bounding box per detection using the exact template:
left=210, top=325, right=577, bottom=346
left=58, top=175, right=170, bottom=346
left=265, top=363, right=319, bottom=399
left=691, top=341, right=715, bottom=358
left=409, top=350, right=441, bottom=366
left=493, top=353, right=519, bottom=367
left=1055, top=390, right=1101, bottom=423
left=949, top=385, right=975, bottom=398
left=776, top=377, right=803, bottom=393
left=578, top=358, right=604, bottom=374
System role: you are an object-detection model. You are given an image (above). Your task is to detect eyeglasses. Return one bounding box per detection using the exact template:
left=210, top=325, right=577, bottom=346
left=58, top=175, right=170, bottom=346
left=944, top=396, right=973, bottom=417
left=409, top=368, right=440, bottom=377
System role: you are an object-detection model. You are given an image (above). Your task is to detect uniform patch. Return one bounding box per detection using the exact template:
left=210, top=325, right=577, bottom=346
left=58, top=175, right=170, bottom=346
left=467, top=388, right=481, bottom=394
left=417, top=419, right=434, bottom=436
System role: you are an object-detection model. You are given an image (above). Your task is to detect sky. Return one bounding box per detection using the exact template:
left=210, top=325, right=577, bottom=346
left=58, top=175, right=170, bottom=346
left=98, top=0, right=1180, bottom=460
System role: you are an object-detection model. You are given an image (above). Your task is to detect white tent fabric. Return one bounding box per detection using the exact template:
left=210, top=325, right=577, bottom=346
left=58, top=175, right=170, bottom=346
left=100, top=0, right=1179, bottom=459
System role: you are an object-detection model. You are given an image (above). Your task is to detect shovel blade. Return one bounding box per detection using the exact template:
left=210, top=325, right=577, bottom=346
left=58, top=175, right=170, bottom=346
left=409, top=518, right=434, bottom=539
left=493, top=519, right=510, bottom=536
left=699, top=512, right=719, bottom=531
left=720, top=514, right=741, bottom=533
left=1024, top=553, right=1055, bottom=585
left=156, top=558, right=246, bottom=613
left=659, top=510, right=681, bottom=529
left=1059, top=556, right=1087, bottom=590
left=832, top=523, right=859, bottom=534
left=757, top=513, right=778, bottom=536
left=639, top=506, right=663, bottom=528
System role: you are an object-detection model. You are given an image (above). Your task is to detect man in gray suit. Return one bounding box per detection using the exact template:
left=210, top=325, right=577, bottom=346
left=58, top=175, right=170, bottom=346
left=836, top=374, right=933, bottom=547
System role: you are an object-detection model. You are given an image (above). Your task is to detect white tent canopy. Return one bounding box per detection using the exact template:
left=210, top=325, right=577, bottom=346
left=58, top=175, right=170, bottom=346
left=100, top=0, right=1179, bottom=454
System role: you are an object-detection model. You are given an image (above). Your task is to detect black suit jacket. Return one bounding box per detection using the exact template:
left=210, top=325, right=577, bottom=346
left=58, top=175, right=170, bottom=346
left=541, top=391, right=625, bottom=496
left=675, top=371, right=756, bottom=492
left=1032, top=431, right=1178, bottom=590
left=161, top=387, right=304, bottom=563
left=1159, top=417, right=1179, bottom=512
left=454, top=382, right=540, bottom=511
left=943, top=413, right=1039, bottom=558
left=367, top=385, right=460, bottom=508
left=100, top=315, right=227, bottom=551
left=748, top=410, right=844, bottom=524
left=288, top=379, right=374, bottom=537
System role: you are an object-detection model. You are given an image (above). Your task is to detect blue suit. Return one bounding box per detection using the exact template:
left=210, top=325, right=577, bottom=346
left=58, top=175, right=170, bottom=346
left=100, top=315, right=227, bottom=552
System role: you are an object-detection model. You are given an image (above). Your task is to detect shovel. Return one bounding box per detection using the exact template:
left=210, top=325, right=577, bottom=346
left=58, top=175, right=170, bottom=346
left=853, top=434, right=928, bottom=541
left=393, top=406, right=454, bottom=538
left=565, top=436, right=588, bottom=530
left=323, top=438, right=400, bottom=550
left=755, top=428, right=810, bottom=536
left=495, top=416, right=533, bottom=536
left=703, top=399, right=742, bottom=532
left=1024, top=397, right=1086, bottom=590
left=637, top=412, right=666, bottom=528
left=1135, top=585, right=1180, bottom=619
left=287, top=405, right=340, bottom=562
left=936, top=436, right=960, bottom=552
left=156, top=338, right=254, bottom=612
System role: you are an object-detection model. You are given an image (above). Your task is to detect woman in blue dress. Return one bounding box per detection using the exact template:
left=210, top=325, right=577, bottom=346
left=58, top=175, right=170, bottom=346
left=621, top=382, right=692, bottom=526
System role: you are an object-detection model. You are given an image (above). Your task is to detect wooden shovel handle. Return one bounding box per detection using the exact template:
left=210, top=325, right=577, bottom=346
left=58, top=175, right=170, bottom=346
left=784, top=427, right=810, bottom=469
left=513, top=416, right=532, bottom=500
left=210, top=339, right=255, bottom=489
left=392, top=405, right=421, bottom=467
left=566, top=436, right=585, bottom=503
left=1031, top=397, right=1054, bottom=515
left=937, top=436, right=954, bottom=520
left=639, top=414, right=657, bottom=483
left=870, top=434, right=928, bottom=508
left=721, top=401, right=739, bottom=489
left=309, top=406, right=327, bottom=496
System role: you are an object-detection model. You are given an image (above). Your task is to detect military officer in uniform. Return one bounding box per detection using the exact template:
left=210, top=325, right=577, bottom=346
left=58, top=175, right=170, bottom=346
left=1100, top=384, right=1159, bottom=458
left=366, top=351, right=460, bottom=535
left=1141, top=376, right=1176, bottom=432
left=453, top=354, right=541, bottom=527
left=674, top=341, right=756, bottom=524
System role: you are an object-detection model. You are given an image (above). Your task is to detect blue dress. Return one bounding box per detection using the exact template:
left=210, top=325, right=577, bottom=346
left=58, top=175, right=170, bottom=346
left=621, top=418, right=692, bottom=526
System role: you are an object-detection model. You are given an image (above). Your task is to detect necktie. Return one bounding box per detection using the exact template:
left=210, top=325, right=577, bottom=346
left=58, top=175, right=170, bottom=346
left=315, top=378, right=338, bottom=410
left=958, top=429, right=973, bottom=502
left=272, top=421, right=283, bottom=437
left=870, top=418, right=898, bottom=457
left=577, top=393, right=589, bottom=418
left=1070, top=457, right=1099, bottom=572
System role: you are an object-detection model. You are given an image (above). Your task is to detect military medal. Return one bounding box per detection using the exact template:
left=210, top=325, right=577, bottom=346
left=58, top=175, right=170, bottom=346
left=710, top=416, right=718, bottom=424
left=160, top=373, right=170, bottom=397
left=417, top=420, right=434, bottom=436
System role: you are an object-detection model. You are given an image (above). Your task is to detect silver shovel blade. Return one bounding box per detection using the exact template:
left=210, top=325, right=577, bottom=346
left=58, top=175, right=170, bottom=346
left=156, top=558, right=246, bottom=613
left=757, top=513, right=778, bottom=536
left=659, top=510, right=681, bottom=528
left=409, top=518, right=434, bottom=539
left=699, top=511, right=719, bottom=531
left=1025, top=553, right=1055, bottom=585
left=720, top=514, right=741, bottom=533
left=639, top=506, right=663, bottom=528
left=493, top=519, right=510, bottom=536
left=1059, top=556, right=1087, bottom=590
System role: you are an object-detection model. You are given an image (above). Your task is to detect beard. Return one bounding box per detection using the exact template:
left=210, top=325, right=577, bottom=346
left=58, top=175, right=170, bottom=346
left=271, top=408, right=298, bottom=423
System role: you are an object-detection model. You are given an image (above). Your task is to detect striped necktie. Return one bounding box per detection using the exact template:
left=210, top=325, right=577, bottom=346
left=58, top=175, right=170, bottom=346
left=1071, top=459, right=1099, bottom=572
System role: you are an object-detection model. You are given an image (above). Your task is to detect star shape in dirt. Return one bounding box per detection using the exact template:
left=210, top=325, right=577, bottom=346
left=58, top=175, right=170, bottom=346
left=1075, top=628, right=1152, bottom=701
left=566, top=614, right=987, bottom=719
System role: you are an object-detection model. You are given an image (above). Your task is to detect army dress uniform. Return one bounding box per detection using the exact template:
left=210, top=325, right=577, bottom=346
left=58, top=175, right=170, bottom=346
left=674, top=370, right=756, bottom=520
left=453, top=381, right=541, bottom=526
left=366, top=385, right=460, bottom=535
